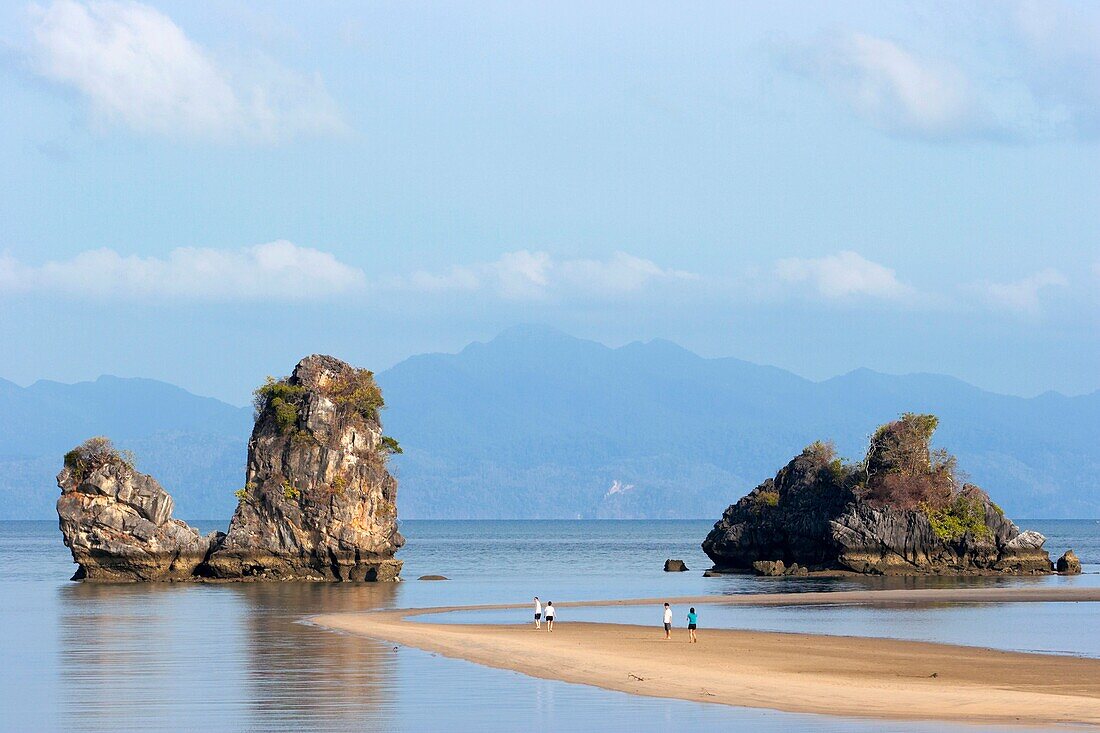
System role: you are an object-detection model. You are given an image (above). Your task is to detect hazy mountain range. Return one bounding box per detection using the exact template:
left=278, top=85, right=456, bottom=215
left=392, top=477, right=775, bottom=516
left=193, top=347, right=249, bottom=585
left=3, top=326, right=1098, bottom=520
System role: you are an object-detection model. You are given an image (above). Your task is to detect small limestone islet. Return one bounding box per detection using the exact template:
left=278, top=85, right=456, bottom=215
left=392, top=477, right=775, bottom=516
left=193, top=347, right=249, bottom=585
left=56, top=354, right=403, bottom=582
left=703, top=412, right=1074, bottom=576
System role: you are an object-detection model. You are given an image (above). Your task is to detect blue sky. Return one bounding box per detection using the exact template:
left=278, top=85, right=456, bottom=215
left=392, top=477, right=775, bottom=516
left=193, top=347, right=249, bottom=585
left=1, top=0, right=1097, bottom=404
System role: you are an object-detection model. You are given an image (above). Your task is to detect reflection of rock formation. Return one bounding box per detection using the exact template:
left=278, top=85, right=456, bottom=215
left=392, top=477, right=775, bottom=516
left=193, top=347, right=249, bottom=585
left=56, top=438, right=220, bottom=581
left=704, top=414, right=1054, bottom=576
left=231, top=583, right=400, bottom=728
left=55, top=579, right=400, bottom=730
left=56, top=355, right=404, bottom=582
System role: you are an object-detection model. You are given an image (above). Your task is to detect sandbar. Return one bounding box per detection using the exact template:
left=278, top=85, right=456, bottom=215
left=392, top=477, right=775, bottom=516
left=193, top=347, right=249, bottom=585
left=313, top=586, right=1100, bottom=727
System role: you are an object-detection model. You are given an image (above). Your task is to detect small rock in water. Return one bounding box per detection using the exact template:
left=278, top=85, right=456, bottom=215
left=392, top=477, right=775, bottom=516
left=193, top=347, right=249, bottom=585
left=418, top=574, right=449, bottom=580
left=663, top=559, right=689, bottom=572
left=1056, top=550, right=1082, bottom=574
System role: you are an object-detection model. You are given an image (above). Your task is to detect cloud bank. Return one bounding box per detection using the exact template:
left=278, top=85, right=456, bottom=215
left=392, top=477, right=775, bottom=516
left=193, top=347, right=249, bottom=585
left=1, top=243, right=1078, bottom=321
left=397, top=250, right=698, bottom=300
left=28, top=0, right=345, bottom=142
left=974, top=268, right=1067, bottom=313
left=775, top=251, right=913, bottom=300
left=0, top=241, right=364, bottom=300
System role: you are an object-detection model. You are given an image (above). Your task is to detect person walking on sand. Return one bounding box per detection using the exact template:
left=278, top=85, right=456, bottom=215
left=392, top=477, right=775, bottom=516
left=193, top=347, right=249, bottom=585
left=663, top=602, right=673, bottom=640
left=687, top=607, right=698, bottom=643
left=533, top=596, right=542, bottom=629
left=544, top=601, right=555, bottom=632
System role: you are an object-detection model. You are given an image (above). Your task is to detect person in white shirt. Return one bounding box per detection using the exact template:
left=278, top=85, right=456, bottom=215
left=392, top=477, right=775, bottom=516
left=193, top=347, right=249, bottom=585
left=544, top=601, right=555, bottom=632
left=662, top=602, right=673, bottom=639
left=533, top=596, right=542, bottom=629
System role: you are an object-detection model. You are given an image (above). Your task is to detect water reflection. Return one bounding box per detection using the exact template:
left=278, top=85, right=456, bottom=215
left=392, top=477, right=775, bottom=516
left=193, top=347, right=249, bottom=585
left=57, top=582, right=401, bottom=732
left=231, top=583, right=399, bottom=731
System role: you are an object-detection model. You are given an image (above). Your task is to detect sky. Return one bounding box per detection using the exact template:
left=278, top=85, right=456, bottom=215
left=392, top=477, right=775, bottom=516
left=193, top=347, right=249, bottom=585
left=1, top=0, right=1097, bottom=405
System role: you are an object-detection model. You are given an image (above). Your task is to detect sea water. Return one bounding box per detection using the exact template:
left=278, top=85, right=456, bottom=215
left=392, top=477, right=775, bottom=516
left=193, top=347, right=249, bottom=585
left=2, top=519, right=1097, bottom=732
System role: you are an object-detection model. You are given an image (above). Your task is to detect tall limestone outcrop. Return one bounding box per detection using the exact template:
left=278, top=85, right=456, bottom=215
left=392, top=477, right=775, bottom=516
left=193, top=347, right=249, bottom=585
left=203, top=355, right=404, bottom=581
left=703, top=414, right=1055, bottom=576
left=56, top=355, right=404, bottom=582
left=57, top=437, right=221, bottom=581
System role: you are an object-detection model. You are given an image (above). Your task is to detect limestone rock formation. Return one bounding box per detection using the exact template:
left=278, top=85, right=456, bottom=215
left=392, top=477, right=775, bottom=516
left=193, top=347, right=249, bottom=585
left=703, top=414, right=1054, bottom=576
left=203, top=355, right=404, bottom=581
left=57, top=437, right=220, bottom=581
left=663, top=559, right=689, bottom=572
left=56, top=355, right=404, bottom=583
left=1057, top=550, right=1082, bottom=574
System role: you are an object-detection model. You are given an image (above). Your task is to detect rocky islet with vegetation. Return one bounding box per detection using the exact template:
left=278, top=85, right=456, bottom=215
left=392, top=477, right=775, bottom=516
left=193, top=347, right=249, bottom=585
left=703, top=413, right=1074, bottom=576
left=56, top=355, right=404, bottom=582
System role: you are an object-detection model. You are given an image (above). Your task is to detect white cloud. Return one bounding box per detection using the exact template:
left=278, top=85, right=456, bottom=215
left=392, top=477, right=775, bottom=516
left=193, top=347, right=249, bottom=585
left=816, top=32, right=976, bottom=139
left=0, top=241, right=365, bottom=299
left=799, top=23, right=1093, bottom=142
left=396, top=250, right=697, bottom=300
left=28, top=0, right=345, bottom=142
left=775, top=250, right=913, bottom=300
left=976, top=268, right=1067, bottom=313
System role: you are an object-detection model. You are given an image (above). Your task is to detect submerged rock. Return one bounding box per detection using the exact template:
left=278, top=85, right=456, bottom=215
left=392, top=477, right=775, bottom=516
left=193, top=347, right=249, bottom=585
left=703, top=414, right=1052, bottom=576
left=204, top=355, right=404, bottom=581
left=663, top=558, right=689, bottom=572
left=56, top=437, right=221, bottom=581
left=1056, top=550, right=1082, bottom=574
left=418, top=574, right=449, bottom=581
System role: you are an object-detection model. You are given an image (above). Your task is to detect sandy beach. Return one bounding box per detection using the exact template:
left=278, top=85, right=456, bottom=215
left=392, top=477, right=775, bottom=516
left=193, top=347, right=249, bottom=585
left=314, top=587, right=1100, bottom=727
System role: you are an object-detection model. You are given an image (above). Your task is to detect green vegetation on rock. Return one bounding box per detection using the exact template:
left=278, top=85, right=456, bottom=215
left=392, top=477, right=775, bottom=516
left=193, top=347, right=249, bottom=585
left=753, top=489, right=780, bottom=510
left=63, top=436, right=134, bottom=484
left=859, top=412, right=958, bottom=511
left=379, top=435, right=403, bottom=456
left=233, top=482, right=254, bottom=503
left=253, top=377, right=307, bottom=434
left=328, top=368, right=384, bottom=422
left=922, top=493, right=991, bottom=541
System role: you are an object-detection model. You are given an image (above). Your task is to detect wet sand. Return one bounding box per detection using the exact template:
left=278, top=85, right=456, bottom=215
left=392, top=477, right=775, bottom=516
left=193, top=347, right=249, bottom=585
left=313, top=587, right=1100, bottom=727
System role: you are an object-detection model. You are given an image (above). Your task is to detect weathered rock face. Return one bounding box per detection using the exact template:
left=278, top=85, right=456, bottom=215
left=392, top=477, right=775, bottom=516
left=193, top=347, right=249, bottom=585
left=57, top=438, right=221, bottom=581
left=1057, top=550, right=1082, bottom=574
left=203, top=355, right=404, bottom=581
left=703, top=416, right=1054, bottom=576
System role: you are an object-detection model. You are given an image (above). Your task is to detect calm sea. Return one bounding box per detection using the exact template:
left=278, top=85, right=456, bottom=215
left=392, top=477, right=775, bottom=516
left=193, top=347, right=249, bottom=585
left=2, top=519, right=1098, bottom=732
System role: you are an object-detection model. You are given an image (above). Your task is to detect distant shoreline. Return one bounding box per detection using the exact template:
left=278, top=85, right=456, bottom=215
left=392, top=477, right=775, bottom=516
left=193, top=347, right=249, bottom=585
left=314, top=587, right=1100, bottom=727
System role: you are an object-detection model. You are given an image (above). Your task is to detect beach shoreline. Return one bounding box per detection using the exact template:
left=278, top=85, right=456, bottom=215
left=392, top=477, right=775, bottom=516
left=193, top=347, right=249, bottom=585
left=313, top=587, right=1100, bottom=727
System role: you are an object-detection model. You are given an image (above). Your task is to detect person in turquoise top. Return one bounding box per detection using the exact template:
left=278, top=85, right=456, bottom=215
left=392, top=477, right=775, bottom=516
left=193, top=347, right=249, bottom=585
left=686, top=607, right=698, bottom=643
